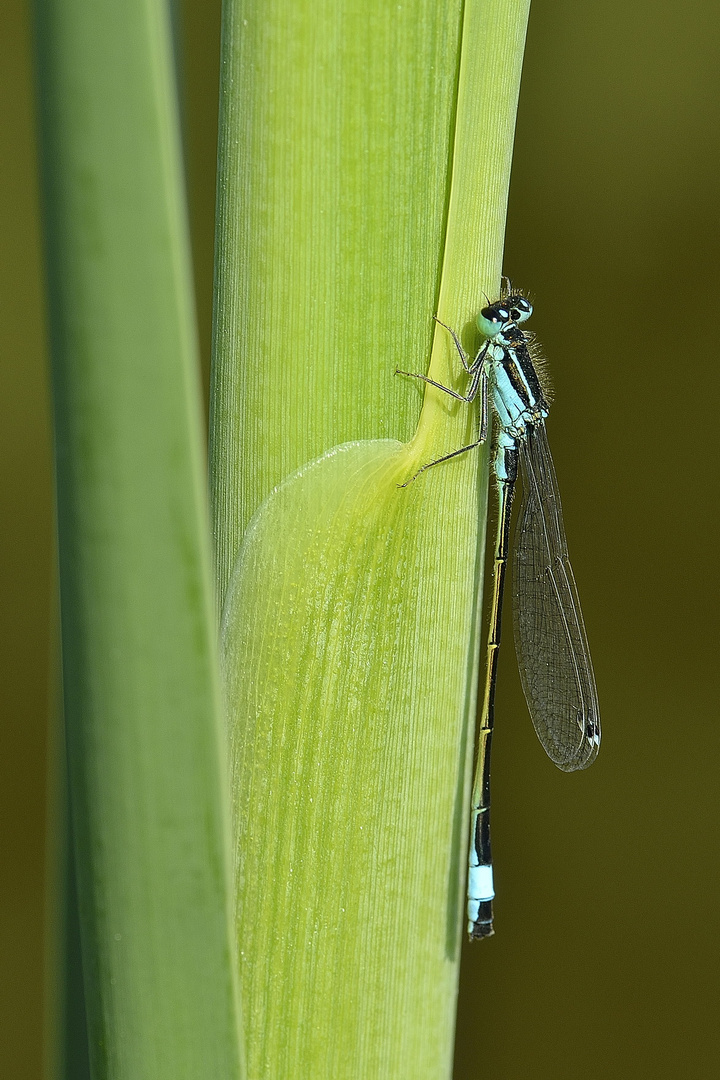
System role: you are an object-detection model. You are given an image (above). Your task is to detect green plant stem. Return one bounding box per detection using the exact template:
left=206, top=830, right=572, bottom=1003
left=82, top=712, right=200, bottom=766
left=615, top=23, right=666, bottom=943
left=213, top=1, right=530, bottom=1077
left=35, top=0, right=244, bottom=1075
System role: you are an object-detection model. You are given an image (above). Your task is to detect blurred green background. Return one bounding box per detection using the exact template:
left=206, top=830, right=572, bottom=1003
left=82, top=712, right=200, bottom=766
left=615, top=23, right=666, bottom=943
left=2, top=0, right=719, bottom=1077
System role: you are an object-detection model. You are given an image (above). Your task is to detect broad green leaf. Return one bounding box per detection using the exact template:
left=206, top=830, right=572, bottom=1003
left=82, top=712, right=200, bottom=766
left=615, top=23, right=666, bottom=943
left=214, top=0, right=531, bottom=1075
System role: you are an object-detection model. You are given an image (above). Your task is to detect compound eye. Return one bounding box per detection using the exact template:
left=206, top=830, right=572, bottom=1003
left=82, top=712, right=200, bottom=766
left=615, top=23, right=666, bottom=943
left=511, top=298, right=533, bottom=323
left=477, top=304, right=510, bottom=338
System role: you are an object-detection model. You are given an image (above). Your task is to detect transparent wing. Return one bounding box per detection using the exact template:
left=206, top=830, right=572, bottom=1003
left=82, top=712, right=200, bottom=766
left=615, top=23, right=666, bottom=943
left=512, top=422, right=600, bottom=771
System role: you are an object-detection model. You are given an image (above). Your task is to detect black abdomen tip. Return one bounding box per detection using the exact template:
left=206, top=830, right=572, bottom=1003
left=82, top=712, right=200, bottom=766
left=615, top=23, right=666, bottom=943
left=469, top=898, right=495, bottom=940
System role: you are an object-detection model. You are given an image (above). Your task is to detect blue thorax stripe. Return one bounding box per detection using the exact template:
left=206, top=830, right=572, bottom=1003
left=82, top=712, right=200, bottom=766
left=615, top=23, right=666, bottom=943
left=491, top=328, right=548, bottom=431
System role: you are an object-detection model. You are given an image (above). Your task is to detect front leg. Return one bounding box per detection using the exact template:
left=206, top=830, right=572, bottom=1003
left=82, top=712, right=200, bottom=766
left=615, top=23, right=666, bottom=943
left=433, top=315, right=472, bottom=373
left=434, top=315, right=491, bottom=381
left=395, top=319, right=488, bottom=403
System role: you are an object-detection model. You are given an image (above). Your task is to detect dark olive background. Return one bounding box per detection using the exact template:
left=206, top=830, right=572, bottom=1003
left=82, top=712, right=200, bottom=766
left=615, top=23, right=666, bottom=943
left=3, top=1, right=719, bottom=1076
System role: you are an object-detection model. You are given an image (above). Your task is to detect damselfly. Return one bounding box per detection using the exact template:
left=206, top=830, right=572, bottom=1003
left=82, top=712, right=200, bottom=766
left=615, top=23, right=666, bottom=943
left=397, top=282, right=600, bottom=938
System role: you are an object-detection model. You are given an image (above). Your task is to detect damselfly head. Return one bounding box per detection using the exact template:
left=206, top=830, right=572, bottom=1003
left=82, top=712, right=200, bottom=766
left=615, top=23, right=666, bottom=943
left=478, top=295, right=533, bottom=338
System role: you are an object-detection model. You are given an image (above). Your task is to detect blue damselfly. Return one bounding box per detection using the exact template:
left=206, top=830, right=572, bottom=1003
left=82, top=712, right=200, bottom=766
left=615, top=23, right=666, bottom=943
left=398, top=282, right=600, bottom=938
